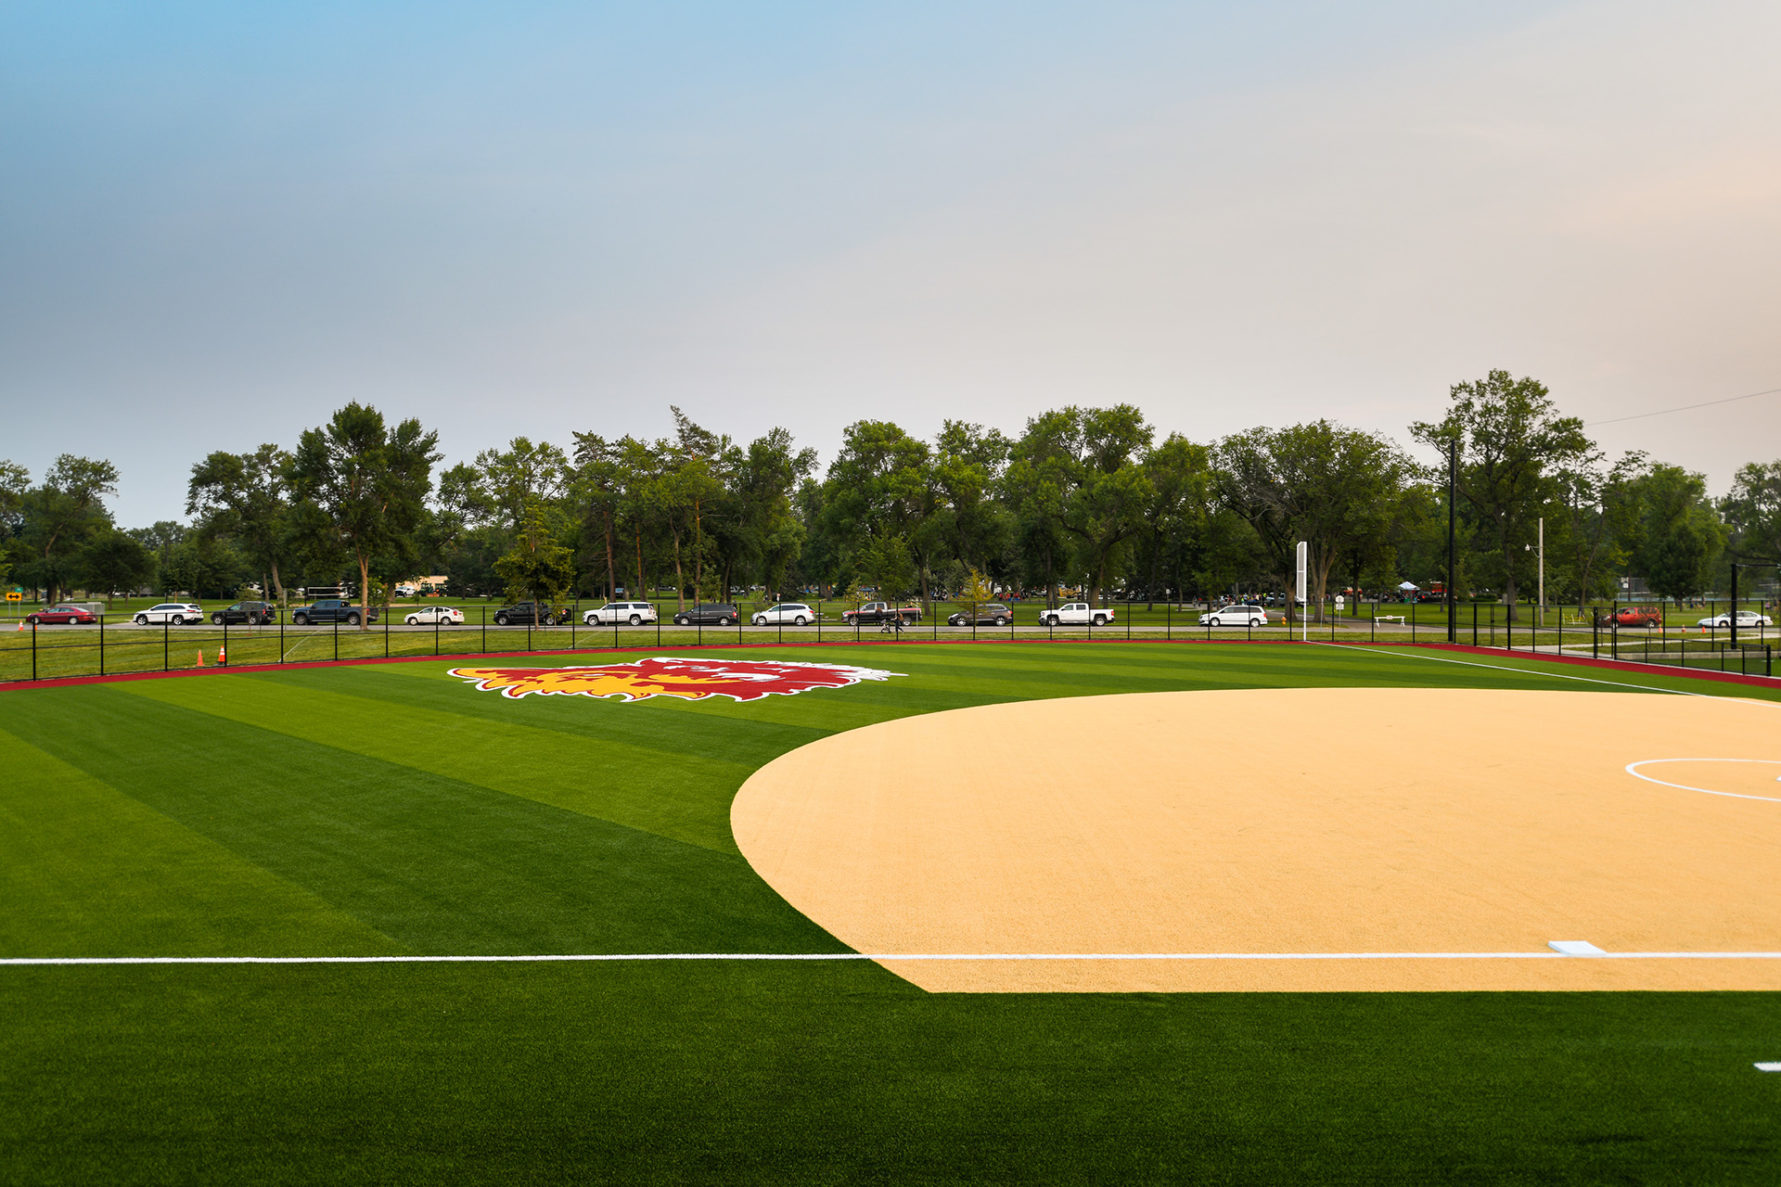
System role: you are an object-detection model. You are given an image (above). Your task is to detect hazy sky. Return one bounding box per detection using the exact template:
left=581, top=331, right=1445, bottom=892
left=4, top=1, right=1778, bottom=525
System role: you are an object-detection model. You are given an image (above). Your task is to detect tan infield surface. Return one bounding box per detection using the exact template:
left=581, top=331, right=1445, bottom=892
left=731, top=688, right=1781, bottom=992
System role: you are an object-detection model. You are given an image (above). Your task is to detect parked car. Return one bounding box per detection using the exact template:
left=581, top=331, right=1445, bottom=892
left=948, top=604, right=1012, bottom=626
left=1200, top=604, right=1269, bottom=628
left=405, top=606, right=465, bottom=626
left=672, top=603, right=739, bottom=626
left=1696, top=610, right=1774, bottom=629
left=25, top=604, right=97, bottom=625
left=583, top=601, right=659, bottom=626
left=753, top=602, right=817, bottom=626
left=211, top=601, right=276, bottom=625
left=134, top=603, right=204, bottom=626
left=290, top=599, right=377, bottom=626
left=1038, top=603, right=1114, bottom=627
left=1600, top=606, right=1662, bottom=628
left=493, top=601, right=555, bottom=626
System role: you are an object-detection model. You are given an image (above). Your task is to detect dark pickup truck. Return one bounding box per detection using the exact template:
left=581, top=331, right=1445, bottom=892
left=290, top=598, right=377, bottom=626
left=841, top=600, right=922, bottom=626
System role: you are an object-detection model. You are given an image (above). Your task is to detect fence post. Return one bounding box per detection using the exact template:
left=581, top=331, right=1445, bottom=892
left=99, top=614, right=105, bottom=675
left=31, top=621, right=37, bottom=681
left=164, top=619, right=169, bottom=672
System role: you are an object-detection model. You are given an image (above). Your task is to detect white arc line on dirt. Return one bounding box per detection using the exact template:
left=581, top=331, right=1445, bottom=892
left=1625, top=758, right=1781, bottom=803
left=8, top=951, right=1781, bottom=967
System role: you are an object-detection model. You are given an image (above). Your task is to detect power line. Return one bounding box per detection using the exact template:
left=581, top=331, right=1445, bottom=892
left=1587, top=385, right=1781, bottom=427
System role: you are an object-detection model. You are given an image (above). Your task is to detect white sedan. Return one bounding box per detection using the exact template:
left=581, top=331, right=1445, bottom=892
left=134, top=602, right=204, bottom=626
left=1200, top=604, right=1270, bottom=627
left=752, top=602, right=817, bottom=626
left=1695, top=610, right=1773, bottom=629
left=405, top=606, right=465, bottom=626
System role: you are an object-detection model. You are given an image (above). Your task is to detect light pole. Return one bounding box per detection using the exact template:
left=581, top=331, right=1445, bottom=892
left=1524, top=516, right=1544, bottom=626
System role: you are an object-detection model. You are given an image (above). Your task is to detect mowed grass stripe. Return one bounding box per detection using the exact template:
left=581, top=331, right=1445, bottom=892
left=116, top=674, right=760, bottom=853
left=4, top=687, right=844, bottom=956
left=0, top=730, right=402, bottom=959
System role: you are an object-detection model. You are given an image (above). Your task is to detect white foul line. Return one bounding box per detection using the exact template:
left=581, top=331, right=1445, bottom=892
left=1319, top=643, right=1714, bottom=696
left=7, top=950, right=1781, bottom=967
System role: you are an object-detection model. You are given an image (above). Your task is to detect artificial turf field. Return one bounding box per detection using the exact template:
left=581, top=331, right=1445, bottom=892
left=4, top=641, right=1780, bottom=1184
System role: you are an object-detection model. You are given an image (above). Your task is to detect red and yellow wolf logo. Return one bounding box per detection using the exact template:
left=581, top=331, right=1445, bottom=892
left=448, top=656, right=898, bottom=703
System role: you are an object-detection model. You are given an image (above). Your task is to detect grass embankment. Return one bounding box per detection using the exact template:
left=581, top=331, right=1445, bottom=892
left=5, top=644, right=1780, bottom=1181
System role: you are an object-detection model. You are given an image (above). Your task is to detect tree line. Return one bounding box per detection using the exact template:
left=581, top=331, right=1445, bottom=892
left=4, top=372, right=1779, bottom=626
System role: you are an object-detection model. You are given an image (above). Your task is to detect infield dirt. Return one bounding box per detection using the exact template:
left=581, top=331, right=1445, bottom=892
left=732, top=687, right=1781, bottom=991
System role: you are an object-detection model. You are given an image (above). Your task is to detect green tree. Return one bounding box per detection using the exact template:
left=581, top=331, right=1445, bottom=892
left=471, top=437, right=570, bottom=534
left=1218, top=421, right=1411, bottom=621
left=1621, top=464, right=1725, bottom=604
left=76, top=528, right=155, bottom=605
left=1134, top=434, right=1214, bottom=607
left=817, top=420, right=932, bottom=601
left=494, top=498, right=576, bottom=609
left=0, top=459, right=29, bottom=589
left=186, top=444, right=297, bottom=604
left=930, top=421, right=1015, bottom=591
left=1722, top=460, right=1781, bottom=564
left=290, top=403, right=441, bottom=631
left=1004, top=406, right=1154, bottom=603
left=17, top=455, right=119, bottom=604
left=1412, top=371, right=1594, bottom=621
left=730, top=427, right=817, bottom=598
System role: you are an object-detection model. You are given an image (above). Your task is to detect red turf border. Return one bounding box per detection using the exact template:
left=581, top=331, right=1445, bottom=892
left=3, top=633, right=1776, bottom=693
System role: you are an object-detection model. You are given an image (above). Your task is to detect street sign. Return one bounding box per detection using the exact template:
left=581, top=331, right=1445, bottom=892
left=4, top=591, right=20, bottom=602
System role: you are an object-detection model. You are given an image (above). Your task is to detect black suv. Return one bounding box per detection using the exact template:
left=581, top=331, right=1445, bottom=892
left=671, top=603, right=739, bottom=626
left=211, top=600, right=276, bottom=625
left=493, top=601, right=557, bottom=626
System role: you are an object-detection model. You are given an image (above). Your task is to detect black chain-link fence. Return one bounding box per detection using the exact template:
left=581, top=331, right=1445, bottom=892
left=2, top=594, right=1774, bottom=684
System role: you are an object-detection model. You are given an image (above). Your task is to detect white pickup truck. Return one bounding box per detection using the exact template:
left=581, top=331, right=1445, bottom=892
left=1039, top=602, right=1114, bottom=627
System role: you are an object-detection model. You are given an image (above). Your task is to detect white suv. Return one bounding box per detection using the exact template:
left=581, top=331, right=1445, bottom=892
left=1200, top=603, right=1269, bottom=627
left=752, top=603, right=817, bottom=626
left=583, top=601, right=658, bottom=626
left=134, top=603, right=204, bottom=626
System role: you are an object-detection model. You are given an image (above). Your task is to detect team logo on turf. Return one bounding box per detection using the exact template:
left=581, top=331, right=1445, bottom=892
left=448, top=656, right=900, bottom=703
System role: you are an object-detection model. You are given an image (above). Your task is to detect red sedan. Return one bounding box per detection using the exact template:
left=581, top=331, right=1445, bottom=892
left=24, top=604, right=98, bottom=625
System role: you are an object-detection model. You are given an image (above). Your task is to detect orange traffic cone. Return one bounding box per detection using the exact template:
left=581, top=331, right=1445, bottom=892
left=196, top=650, right=205, bottom=668
left=218, top=645, right=227, bottom=666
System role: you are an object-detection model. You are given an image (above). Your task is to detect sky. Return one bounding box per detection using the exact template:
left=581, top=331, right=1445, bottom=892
left=4, top=1, right=1778, bottom=525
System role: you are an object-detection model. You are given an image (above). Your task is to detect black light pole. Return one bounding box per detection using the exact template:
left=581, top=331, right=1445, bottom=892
left=1446, top=436, right=1458, bottom=643
left=1730, top=562, right=1739, bottom=647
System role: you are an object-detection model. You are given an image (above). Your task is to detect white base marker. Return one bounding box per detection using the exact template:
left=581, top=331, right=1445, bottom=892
left=1757, top=1063, right=1781, bottom=1072
left=1549, top=940, right=1607, bottom=956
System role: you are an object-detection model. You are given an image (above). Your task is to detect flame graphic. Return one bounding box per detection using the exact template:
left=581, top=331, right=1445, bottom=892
left=448, top=656, right=899, bottom=702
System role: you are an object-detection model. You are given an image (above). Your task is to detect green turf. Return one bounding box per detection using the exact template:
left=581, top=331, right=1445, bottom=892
left=4, top=642, right=1780, bottom=1183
